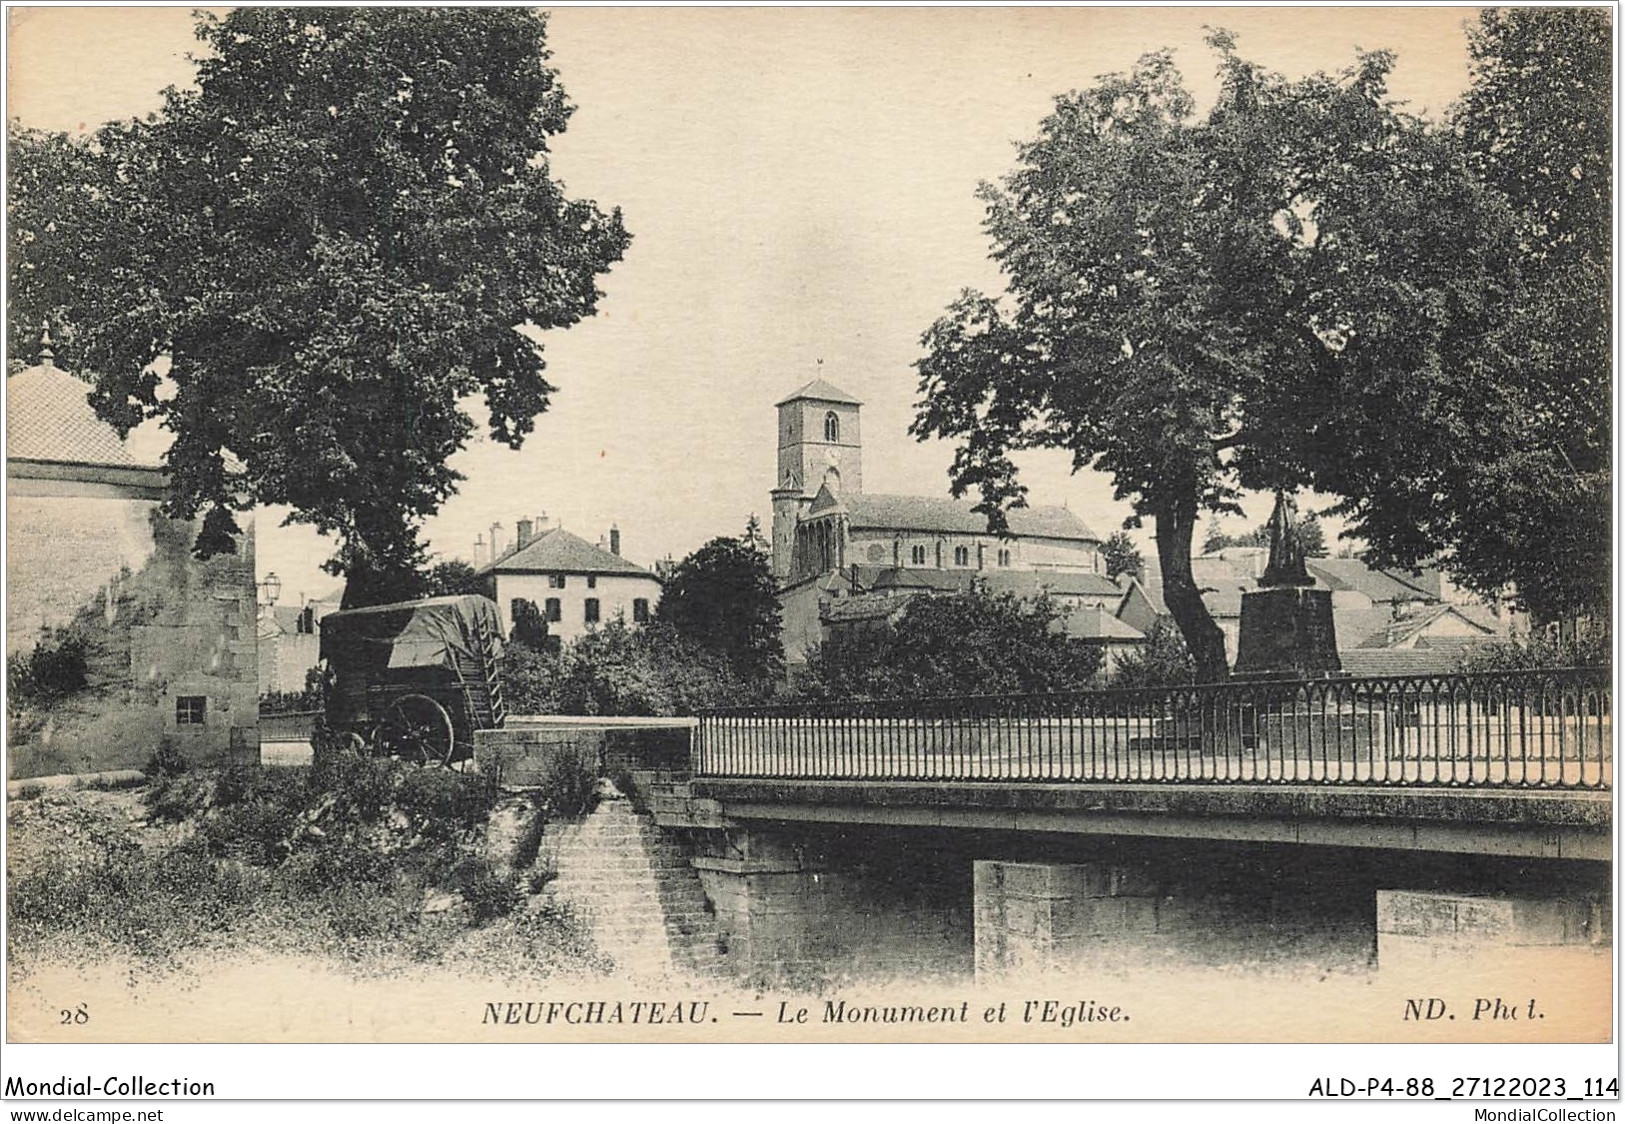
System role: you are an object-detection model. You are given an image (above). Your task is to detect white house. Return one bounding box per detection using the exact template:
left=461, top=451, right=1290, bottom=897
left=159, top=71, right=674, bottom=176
left=478, top=520, right=663, bottom=645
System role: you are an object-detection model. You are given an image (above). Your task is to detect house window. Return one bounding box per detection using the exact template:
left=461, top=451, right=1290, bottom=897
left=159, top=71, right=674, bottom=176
left=176, top=696, right=207, bottom=725
left=548, top=574, right=567, bottom=589
left=587, top=575, right=597, bottom=589
left=584, top=598, right=601, bottom=624
left=824, top=411, right=840, bottom=442
left=633, top=598, right=650, bottom=624
left=953, top=545, right=970, bottom=566
left=998, top=548, right=1011, bottom=567
left=910, top=545, right=927, bottom=566
left=545, top=598, right=562, bottom=622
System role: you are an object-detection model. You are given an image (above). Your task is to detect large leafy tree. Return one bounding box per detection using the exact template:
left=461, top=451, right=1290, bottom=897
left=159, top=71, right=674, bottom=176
left=913, top=35, right=1518, bottom=681
left=1326, top=8, right=1609, bottom=625
left=657, top=534, right=785, bottom=683
left=8, top=9, right=629, bottom=607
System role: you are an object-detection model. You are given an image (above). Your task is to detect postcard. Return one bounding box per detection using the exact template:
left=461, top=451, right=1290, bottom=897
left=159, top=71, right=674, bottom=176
left=4, top=5, right=1614, bottom=1106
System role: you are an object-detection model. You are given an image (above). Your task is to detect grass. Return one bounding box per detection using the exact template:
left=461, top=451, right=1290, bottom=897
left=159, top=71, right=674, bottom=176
left=7, top=749, right=610, bottom=979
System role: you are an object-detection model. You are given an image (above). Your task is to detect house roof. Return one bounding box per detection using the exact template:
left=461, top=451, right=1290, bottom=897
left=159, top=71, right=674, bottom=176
left=819, top=492, right=1099, bottom=542
left=1117, top=576, right=1168, bottom=617
left=1354, top=604, right=1497, bottom=650
left=1306, top=559, right=1436, bottom=603
left=1338, top=640, right=1486, bottom=678
left=6, top=362, right=148, bottom=468
left=481, top=526, right=656, bottom=579
left=1058, top=605, right=1145, bottom=642
left=775, top=377, right=863, bottom=407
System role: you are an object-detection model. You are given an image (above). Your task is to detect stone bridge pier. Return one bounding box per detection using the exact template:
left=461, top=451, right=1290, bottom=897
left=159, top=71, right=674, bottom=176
left=657, top=781, right=1612, bottom=987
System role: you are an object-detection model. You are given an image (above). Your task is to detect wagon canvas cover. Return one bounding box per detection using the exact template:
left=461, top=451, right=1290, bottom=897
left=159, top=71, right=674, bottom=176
left=319, top=594, right=506, bottom=676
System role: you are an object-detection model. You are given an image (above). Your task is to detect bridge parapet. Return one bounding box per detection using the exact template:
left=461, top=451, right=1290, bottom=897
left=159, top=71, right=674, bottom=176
left=699, top=667, right=1612, bottom=791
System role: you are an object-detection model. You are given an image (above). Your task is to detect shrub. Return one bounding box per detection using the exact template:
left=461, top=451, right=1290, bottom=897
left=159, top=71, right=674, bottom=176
left=281, top=838, right=398, bottom=893
left=538, top=742, right=601, bottom=819
left=444, top=855, right=521, bottom=925
left=1110, top=618, right=1197, bottom=690
left=198, top=794, right=303, bottom=867
left=143, top=769, right=218, bottom=823
left=308, top=746, right=401, bottom=825
left=1459, top=622, right=1611, bottom=672
left=145, top=736, right=189, bottom=779
left=395, top=767, right=498, bottom=842
left=503, top=644, right=565, bottom=714
left=16, top=630, right=90, bottom=701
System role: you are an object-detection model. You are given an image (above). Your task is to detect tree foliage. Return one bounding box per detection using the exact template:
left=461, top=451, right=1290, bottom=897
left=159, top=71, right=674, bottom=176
left=1101, top=531, right=1145, bottom=582
left=8, top=9, right=630, bottom=607
left=1204, top=511, right=1325, bottom=557
left=421, top=559, right=485, bottom=599
left=1328, top=7, right=1610, bottom=624
left=1108, top=618, right=1196, bottom=691
left=507, top=597, right=552, bottom=653
left=794, top=588, right=1102, bottom=701
left=657, top=534, right=784, bottom=682
left=913, top=34, right=1521, bottom=680
left=503, top=621, right=752, bottom=717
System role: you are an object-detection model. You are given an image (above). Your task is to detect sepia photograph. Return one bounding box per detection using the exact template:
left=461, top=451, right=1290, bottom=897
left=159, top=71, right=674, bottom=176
left=2, top=2, right=1614, bottom=1104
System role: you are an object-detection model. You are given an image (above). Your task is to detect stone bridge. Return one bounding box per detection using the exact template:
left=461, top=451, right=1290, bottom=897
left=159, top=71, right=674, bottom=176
left=478, top=669, right=1612, bottom=987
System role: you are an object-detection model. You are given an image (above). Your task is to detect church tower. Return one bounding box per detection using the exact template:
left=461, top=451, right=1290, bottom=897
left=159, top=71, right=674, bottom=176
left=771, top=376, right=862, bottom=581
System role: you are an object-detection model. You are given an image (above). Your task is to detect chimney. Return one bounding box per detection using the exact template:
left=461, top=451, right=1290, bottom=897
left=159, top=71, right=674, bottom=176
left=489, top=522, right=504, bottom=560
left=516, top=518, right=533, bottom=549
left=473, top=534, right=487, bottom=569
left=609, top=524, right=621, bottom=556
left=536, top=511, right=550, bottom=534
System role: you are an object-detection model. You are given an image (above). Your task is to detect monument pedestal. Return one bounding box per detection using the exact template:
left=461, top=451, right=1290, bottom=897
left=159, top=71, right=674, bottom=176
left=1233, top=586, right=1340, bottom=678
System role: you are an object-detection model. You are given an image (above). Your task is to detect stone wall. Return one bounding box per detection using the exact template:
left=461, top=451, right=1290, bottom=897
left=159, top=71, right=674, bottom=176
left=7, top=507, right=259, bottom=778
left=692, top=825, right=973, bottom=987
left=474, top=717, right=695, bottom=787
left=1376, top=889, right=1610, bottom=966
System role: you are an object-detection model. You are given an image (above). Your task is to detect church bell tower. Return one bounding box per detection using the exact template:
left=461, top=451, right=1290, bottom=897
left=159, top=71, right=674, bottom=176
left=770, top=375, right=862, bottom=581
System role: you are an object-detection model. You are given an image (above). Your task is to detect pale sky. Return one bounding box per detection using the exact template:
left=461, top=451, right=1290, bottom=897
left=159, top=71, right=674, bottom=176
left=6, top=6, right=1481, bottom=603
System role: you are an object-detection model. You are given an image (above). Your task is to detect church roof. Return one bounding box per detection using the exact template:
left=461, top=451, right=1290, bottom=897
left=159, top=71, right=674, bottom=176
left=832, top=493, right=1099, bottom=543
left=775, top=377, right=863, bottom=407
left=481, top=526, right=656, bottom=579
left=6, top=362, right=150, bottom=468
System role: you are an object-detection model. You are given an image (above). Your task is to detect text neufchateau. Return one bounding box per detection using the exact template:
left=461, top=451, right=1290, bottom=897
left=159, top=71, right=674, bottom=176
left=4, top=1076, right=215, bottom=1098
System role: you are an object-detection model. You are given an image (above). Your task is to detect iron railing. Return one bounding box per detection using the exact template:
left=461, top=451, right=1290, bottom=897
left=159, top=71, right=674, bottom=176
left=696, top=667, right=1612, bottom=790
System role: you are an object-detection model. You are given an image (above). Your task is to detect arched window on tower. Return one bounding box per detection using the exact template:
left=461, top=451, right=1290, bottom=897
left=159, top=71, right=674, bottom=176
left=824, top=411, right=840, bottom=442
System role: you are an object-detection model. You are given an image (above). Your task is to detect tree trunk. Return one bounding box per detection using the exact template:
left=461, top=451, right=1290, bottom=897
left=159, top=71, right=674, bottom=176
left=1154, top=494, right=1230, bottom=684
left=337, top=510, right=428, bottom=610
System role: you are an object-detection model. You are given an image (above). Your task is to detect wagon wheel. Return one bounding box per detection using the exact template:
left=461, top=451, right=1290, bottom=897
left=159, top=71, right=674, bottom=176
left=380, top=694, right=457, bottom=768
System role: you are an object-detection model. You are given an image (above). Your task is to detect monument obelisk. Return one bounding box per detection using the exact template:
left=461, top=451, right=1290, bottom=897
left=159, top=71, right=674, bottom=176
left=1232, top=491, right=1340, bottom=678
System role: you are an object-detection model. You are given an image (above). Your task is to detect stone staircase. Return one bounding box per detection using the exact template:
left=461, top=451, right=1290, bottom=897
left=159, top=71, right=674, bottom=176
left=540, top=787, right=726, bottom=980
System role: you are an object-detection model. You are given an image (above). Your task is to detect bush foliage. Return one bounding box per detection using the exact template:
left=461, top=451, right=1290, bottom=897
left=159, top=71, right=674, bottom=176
left=8, top=750, right=612, bottom=973
left=504, top=619, right=758, bottom=717
left=794, top=588, right=1103, bottom=700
